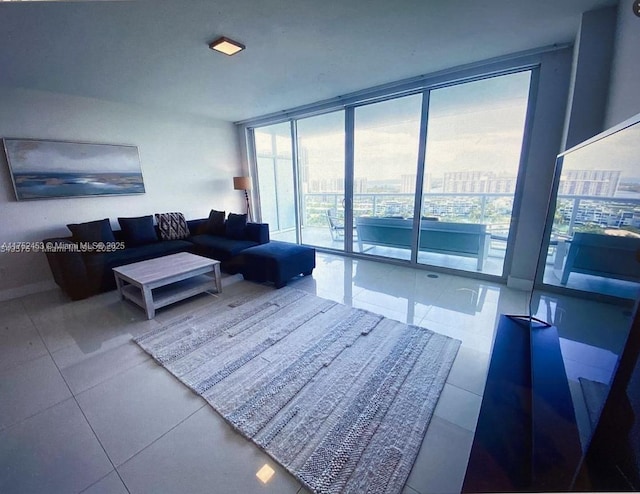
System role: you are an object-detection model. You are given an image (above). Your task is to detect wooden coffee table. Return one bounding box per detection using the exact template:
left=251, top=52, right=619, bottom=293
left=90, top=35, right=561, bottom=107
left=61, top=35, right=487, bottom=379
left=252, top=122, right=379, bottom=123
left=112, top=252, right=221, bottom=319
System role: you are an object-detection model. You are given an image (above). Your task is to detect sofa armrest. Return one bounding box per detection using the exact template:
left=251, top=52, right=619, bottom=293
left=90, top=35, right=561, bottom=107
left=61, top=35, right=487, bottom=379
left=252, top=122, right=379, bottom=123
left=43, top=237, right=92, bottom=300
left=245, top=223, right=270, bottom=244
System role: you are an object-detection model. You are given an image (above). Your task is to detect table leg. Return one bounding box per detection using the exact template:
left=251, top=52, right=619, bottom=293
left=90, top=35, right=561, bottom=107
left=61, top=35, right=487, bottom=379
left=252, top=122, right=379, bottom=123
left=114, top=274, right=125, bottom=300
left=213, top=263, right=222, bottom=294
left=142, top=285, right=155, bottom=319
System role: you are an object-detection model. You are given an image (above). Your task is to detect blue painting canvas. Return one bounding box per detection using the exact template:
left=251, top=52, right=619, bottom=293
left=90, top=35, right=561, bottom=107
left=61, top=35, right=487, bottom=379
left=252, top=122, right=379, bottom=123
left=3, top=139, right=145, bottom=200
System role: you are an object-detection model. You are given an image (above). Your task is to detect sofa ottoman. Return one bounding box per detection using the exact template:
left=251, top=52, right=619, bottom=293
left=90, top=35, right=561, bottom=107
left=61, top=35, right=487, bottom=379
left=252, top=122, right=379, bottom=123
left=237, top=241, right=315, bottom=288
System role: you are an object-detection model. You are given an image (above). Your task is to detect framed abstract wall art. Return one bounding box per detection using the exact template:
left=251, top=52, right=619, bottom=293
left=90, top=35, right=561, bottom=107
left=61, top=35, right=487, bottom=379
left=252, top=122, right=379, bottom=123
left=3, top=138, right=145, bottom=200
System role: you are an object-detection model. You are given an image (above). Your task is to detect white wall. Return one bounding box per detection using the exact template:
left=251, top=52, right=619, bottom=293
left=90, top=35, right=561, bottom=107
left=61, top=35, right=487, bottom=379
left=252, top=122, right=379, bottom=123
left=563, top=6, right=617, bottom=150
left=0, top=87, right=243, bottom=299
left=606, top=0, right=640, bottom=127
left=507, top=47, right=573, bottom=290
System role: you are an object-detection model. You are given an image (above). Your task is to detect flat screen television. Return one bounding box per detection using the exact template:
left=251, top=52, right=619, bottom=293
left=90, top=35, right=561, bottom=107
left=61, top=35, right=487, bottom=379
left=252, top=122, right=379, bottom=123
left=578, top=301, right=640, bottom=490
left=556, top=112, right=640, bottom=490
left=464, top=113, right=640, bottom=493
left=539, top=109, right=640, bottom=298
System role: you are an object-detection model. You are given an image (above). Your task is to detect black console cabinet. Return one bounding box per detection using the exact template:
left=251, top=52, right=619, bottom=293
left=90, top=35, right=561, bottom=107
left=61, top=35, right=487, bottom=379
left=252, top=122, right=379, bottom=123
left=462, top=315, right=582, bottom=492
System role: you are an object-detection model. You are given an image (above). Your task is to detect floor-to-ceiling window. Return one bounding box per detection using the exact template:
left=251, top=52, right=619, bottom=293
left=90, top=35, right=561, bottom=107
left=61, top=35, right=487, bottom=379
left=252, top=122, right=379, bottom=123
left=248, top=69, right=532, bottom=279
left=297, top=111, right=346, bottom=250
left=352, top=94, right=423, bottom=261
left=254, top=123, right=295, bottom=237
left=418, top=72, right=531, bottom=275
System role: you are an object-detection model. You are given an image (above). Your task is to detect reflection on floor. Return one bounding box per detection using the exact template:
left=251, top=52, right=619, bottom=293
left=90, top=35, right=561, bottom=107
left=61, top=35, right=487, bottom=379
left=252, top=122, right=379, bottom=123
left=0, top=253, right=634, bottom=493
left=543, top=265, right=640, bottom=300
left=530, top=289, right=634, bottom=450
left=272, top=226, right=506, bottom=276
left=278, top=227, right=640, bottom=300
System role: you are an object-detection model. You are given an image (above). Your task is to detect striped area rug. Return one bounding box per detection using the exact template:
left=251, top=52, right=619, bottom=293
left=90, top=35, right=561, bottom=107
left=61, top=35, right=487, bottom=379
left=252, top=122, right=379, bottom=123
left=134, top=286, right=460, bottom=494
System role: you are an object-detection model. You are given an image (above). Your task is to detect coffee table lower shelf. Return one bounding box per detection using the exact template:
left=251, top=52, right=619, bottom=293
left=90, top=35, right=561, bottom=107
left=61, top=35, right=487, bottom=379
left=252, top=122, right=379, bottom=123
left=120, top=274, right=218, bottom=318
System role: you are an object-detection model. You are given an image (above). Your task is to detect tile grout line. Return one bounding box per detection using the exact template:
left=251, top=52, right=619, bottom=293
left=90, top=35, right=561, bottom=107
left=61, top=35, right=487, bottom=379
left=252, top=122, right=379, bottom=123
left=112, top=402, right=209, bottom=469
left=1, top=311, right=151, bottom=430
left=32, top=309, right=163, bottom=359
left=22, top=299, right=133, bottom=494
left=0, top=349, right=49, bottom=375
left=75, top=403, right=209, bottom=492
left=0, top=394, right=76, bottom=435
left=77, top=469, right=122, bottom=494
left=62, top=346, right=152, bottom=396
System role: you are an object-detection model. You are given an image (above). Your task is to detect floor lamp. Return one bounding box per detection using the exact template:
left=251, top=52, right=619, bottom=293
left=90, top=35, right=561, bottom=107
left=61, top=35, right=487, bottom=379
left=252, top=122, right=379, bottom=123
left=233, top=176, right=252, bottom=221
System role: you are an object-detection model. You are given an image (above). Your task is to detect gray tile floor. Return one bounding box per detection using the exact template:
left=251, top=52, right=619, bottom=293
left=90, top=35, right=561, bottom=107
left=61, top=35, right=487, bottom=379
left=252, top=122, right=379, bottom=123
left=0, top=253, right=634, bottom=493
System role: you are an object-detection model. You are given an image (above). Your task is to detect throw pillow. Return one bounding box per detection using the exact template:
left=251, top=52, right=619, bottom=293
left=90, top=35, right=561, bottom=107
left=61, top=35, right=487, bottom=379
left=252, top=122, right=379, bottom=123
left=117, top=215, right=158, bottom=247
left=206, top=209, right=226, bottom=236
left=67, top=218, right=116, bottom=244
left=155, top=212, right=190, bottom=240
left=225, top=213, right=247, bottom=240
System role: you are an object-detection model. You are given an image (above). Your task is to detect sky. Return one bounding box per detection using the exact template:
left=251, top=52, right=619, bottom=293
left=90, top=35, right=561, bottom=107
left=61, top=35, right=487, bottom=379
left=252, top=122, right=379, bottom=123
left=561, top=121, right=639, bottom=177
left=4, top=139, right=142, bottom=174
left=256, top=70, right=532, bottom=184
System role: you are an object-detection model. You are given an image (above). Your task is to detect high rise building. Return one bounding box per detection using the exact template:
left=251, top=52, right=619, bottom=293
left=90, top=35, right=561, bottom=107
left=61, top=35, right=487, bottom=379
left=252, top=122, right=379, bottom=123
left=557, top=170, right=620, bottom=196
left=401, top=174, right=416, bottom=193
left=442, top=171, right=516, bottom=194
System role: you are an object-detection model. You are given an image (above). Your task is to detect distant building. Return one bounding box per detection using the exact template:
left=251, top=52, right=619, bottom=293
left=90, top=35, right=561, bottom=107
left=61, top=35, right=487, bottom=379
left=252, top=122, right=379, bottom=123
left=559, top=200, right=640, bottom=228
left=306, top=177, right=367, bottom=193
left=354, top=178, right=367, bottom=193
left=558, top=170, right=621, bottom=196
left=442, top=171, right=516, bottom=194
left=400, top=174, right=416, bottom=193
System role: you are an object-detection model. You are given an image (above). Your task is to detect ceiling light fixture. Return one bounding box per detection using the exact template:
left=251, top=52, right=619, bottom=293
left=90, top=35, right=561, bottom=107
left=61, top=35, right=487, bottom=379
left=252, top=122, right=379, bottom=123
left=208, top=36, right=245, bottom=56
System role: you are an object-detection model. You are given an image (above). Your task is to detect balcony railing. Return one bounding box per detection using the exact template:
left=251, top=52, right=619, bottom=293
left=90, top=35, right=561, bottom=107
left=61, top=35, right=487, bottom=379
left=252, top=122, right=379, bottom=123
left=552, top=195, right=640, bottom=238
left=268, top=191, right=640, bottom=298
left=299, top=192, right=516, bottom=235
left=293, top=192, right=640, bottom=237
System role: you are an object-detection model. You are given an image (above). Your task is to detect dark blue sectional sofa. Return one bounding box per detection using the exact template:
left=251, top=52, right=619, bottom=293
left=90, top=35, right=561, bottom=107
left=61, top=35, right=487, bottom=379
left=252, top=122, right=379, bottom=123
left=44, top=214, right=269, bottom=300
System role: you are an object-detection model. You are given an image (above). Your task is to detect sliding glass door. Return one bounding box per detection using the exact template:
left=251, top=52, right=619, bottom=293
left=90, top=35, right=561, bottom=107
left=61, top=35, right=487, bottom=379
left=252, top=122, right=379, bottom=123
left=352, top=94, right=423, bottom=260
left=254, top=123, right=295, bottom=241
left=297, top=111, right=346, bottom=250
left=250, top=70, right=532, bottom=278
left=418, top=72, right=531, bottom=274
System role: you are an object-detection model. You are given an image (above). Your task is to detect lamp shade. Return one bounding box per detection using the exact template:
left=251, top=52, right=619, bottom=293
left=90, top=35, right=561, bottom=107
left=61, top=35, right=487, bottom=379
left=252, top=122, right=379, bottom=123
left=233, top=176, right=252, bottom=191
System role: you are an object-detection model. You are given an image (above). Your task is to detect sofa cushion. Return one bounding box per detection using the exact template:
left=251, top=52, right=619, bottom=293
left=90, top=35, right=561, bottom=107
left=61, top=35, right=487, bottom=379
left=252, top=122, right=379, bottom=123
left=190, top=234, right=258, bottom=261
left=83, top=239, right=194, bottom=292
left=207, top=209, right=226, bottom=236
left=67, top=218, right=116, bottom=244
left=155, top=212, right=190, bottom=240
left=108, top=239, right=194, bottom=267
left=187, top=218, right=208, bottom=236
left=117, top=215, right=158, bottom=247
left=245, top=222, right=270, bottom=244
left=225, top=213, right=247, bottom=240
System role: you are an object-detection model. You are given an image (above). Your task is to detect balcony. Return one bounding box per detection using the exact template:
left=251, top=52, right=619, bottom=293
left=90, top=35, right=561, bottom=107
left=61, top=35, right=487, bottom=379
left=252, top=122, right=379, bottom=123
left=268, top=192, right=640, bottom=300
left=542, top=195, right=640, bottom=300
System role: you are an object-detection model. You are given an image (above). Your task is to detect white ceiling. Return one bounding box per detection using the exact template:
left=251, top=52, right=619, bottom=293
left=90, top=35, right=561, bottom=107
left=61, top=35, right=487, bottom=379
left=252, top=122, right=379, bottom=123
left=0, top=0, right=618, bottom=123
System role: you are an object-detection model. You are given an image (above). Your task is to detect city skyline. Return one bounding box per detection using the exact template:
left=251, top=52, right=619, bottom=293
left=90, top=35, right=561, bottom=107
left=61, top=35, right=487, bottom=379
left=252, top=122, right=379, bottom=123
left=256, top=71, right=532, bottom=185
left=304, top=169, right=639, bottom=198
